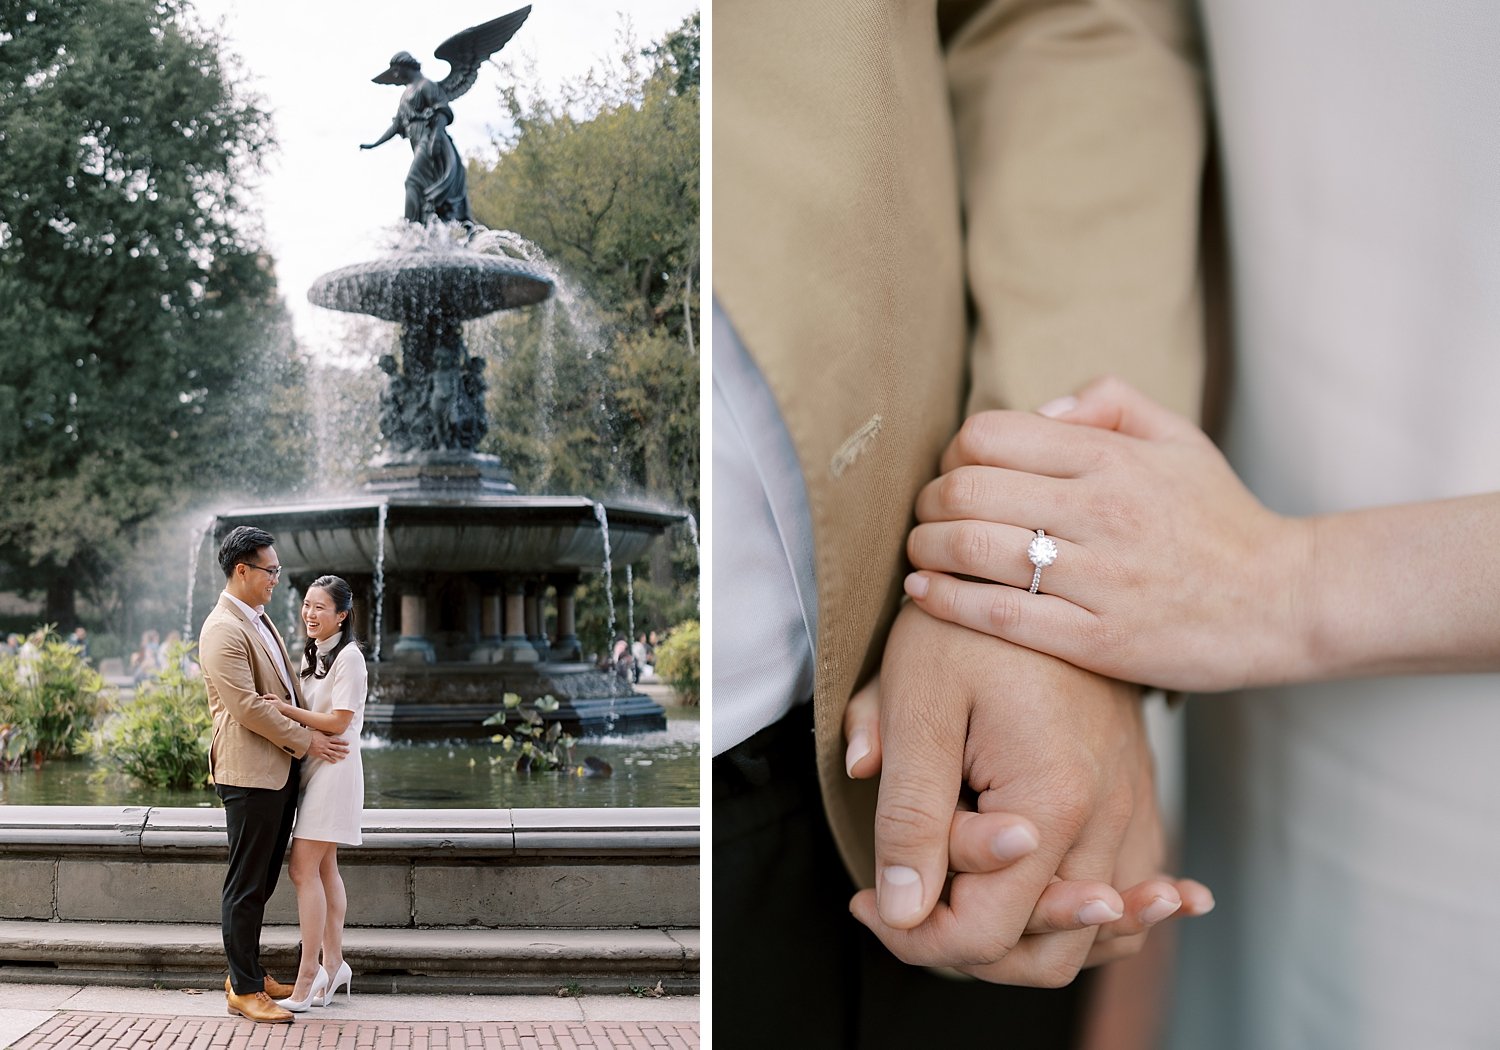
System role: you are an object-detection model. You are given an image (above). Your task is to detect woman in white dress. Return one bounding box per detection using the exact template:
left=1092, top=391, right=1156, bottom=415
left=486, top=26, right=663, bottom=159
left=271, top=574, right=366, bottom=1011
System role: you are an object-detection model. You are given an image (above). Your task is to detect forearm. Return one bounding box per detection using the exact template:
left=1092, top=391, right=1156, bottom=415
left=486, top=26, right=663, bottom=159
left=366, top=122, right=399, bottom=148
left=282, top=705, right=352, bottom=736
left=1292, top=493, right=1500, bottom=682
left=947, top=0, right=1206, bottom=418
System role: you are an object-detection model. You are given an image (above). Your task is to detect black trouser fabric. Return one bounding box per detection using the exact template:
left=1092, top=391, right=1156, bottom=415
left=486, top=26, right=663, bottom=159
left=217, top=766, right=299, bottom=995
left=713, top=703, right=1090, bottom=1050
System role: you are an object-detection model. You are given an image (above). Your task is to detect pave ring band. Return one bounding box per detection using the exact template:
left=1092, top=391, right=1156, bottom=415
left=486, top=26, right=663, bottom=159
left=1027, top=529, right=1058, bottom=595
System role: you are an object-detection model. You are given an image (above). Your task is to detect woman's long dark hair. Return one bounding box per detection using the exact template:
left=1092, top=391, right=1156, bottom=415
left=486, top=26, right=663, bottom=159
left=300, top=575, right=359, bottom=679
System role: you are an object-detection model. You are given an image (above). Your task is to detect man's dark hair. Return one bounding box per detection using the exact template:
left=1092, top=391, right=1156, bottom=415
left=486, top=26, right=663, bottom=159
left=217, top=526, right=277, bottom=579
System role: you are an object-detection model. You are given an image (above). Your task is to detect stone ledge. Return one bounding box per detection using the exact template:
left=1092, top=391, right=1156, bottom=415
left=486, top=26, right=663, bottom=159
left=0, top=921, right=698, bottom=995
left=0, top=806, right=699, bottom=859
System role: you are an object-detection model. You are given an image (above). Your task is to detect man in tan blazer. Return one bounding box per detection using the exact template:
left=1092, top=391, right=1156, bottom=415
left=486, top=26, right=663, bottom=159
left=201, top=525, right=348, bottom=1023
left=714, top=0, right=1208, bottom=1043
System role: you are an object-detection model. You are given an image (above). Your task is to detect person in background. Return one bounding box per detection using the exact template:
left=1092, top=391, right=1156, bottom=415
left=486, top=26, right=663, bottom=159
left=631, top=633, right=650, bottom=683
left=129, top=629, right=162, bottom=683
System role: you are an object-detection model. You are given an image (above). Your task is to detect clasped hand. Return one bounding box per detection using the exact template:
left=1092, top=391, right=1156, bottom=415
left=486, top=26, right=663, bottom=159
left=262, top=694, right=348, bottom=763
left=846, top=605, right=1210, bottom=986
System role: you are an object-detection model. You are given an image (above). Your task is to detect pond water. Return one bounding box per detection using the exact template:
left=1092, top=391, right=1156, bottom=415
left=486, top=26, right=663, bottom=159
left=0, top=707, right=699, bottom=810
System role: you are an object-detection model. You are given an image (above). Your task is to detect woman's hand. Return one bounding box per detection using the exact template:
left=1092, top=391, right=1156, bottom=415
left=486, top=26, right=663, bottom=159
left=845, top=673, right=1213, bottom=972
left=903, top=376, right=1316, bottom=693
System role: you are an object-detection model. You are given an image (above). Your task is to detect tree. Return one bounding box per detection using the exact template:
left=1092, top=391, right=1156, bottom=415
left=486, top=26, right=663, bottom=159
left=0, top=0, right=302, bottom=625
left=466, top=14, right=699, bottom=644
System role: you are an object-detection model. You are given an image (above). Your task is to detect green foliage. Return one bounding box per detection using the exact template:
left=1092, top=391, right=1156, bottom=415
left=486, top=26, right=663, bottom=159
left=483, top=694, right=578, bottom=773
left=467, top=14, right=699, bottom=636
left=652, top=620, right=698, bottom=706
left=89, top=640, right=210, bottom=789
left=0, top=627, right=111, bottom=764
left=0, top=0, right=305, bottom=624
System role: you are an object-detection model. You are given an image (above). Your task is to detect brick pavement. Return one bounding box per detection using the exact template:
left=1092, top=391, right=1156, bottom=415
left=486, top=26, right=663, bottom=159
left=8, top=1014, right=699, bottom=1049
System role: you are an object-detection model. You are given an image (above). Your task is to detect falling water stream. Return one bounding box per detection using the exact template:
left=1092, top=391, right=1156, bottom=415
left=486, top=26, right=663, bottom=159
left=372, top=502, right=389, bottom=661
left=684, top=513, right=700, bottom=611
left=625, top=564, right=635, bottom=645
left=592, top=502, right=616, bottom=642
left=182, top=515, right=215, bottom=638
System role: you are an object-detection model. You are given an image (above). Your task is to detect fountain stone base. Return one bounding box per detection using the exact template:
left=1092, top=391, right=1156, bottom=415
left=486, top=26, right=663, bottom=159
left=368, top=663, right=668, bottom=739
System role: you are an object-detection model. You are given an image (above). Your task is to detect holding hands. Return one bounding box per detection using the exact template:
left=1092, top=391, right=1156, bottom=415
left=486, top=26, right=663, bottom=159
left=845, top=605, right=1211, bottom=985
left=263, top=694, right=349, bottom=763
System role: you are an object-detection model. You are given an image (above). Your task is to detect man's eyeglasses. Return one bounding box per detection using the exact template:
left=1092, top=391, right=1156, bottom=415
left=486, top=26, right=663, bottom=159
left=242, top=562, right=284, bottom=580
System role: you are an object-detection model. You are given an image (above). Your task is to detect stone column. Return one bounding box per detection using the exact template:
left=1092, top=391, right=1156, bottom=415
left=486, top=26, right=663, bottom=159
left=499, top=578, right=538, bottom=663
left=392, top=587, right=436, bottom=663
left=550, top=573, right=581, bottom=661
left=524, top=579, right=549, bottom=661
left=352, top=583, right=372, bottom=644
left=470, top=589, right=504, bottom=663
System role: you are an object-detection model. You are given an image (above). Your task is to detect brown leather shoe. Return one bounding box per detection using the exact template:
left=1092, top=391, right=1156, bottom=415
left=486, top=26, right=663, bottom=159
left=226, top=990, right=293, bottom=1023
left=224, top=974, right=297, bottom=1000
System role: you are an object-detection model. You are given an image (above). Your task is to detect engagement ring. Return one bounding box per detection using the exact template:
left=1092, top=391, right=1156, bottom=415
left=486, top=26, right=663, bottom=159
left=1027, top=529, right=1058, bottom=595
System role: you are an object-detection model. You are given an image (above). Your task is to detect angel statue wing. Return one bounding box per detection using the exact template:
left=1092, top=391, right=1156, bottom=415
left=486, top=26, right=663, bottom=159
left=435, top=6, right=533, bottom=101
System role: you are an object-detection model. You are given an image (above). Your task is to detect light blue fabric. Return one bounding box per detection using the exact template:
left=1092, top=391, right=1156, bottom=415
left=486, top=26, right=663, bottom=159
left=710, top=299, right=818, bottom=756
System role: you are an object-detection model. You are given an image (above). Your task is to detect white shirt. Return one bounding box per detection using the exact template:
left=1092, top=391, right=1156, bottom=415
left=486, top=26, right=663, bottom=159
left=711, top=300, right=819, bottom=755
left=222, top=590, right=296, bottom=699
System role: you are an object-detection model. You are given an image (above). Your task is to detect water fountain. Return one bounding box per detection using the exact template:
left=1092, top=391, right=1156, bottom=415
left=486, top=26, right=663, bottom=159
left=213, top=9, right=684, bottom=739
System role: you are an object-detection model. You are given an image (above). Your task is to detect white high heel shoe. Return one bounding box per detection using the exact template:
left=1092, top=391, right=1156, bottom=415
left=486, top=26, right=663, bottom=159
left=317, top=960, right=352, bottom=1006
left=274, top=966, right=329, bottom=1013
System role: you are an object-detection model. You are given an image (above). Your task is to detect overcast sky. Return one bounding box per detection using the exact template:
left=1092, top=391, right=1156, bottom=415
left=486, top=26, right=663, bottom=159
left=190, top=0, right=699, bottom=354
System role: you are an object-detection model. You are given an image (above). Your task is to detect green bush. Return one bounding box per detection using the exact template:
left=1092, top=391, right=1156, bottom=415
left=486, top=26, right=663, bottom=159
left=0, top=627, right=112, bottom=766
left=653, top=619, right=699, bottom=706
left=91, top=641, right=212, bottom=790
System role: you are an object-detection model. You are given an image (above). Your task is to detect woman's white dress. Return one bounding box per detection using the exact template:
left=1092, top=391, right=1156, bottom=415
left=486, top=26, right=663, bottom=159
left=1169, top=4, right=1500, bottom=1048
left=291, top=638, right=366, bottom=846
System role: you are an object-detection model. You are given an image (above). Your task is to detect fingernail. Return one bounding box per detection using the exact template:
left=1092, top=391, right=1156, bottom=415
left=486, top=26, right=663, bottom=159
left=845, top=729, right=871, bottom=777
left=878, top=866, right=924, bottom=925
left=1037, top=395, right=1078, bottom=419
left=1077, top=899, right=1124, bottom=925
left=1141, top=896, right=1182, bottom=925
left=989, top=824, right=1039, bottom=862
left=904, top=572, right=929, bottom=600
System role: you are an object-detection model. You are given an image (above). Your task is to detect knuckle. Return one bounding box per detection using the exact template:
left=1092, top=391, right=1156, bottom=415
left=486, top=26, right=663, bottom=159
left=955, top=413, right=1004, bottom=463
left=874, top=794, right=946, bottom=852
left=985, top=588, right=1025, bottom=635
left=950, top=522, right=993, bottom=570
left=1034, top=952, right=1087, bottom=989
left=938, top=467, right=986, bottom=516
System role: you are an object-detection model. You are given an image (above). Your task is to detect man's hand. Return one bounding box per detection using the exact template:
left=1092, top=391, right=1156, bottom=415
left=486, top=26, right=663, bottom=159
left=844, top=667, right=1212, bottom=973
left=848, top=604, right=1207, bottom=986
left=305, top=733, right=349, bottom=763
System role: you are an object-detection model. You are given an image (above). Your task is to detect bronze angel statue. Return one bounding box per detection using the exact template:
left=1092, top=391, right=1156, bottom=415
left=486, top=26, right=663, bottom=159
left=362, top=6, right=531, bottom=224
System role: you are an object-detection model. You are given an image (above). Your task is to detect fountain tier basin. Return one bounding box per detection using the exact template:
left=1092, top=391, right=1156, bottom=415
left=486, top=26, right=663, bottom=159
left=213, top=494, right=684, bottom=738
left=307, top=252, right=553, bottom=323
left=216, top=494, right=679, bottom=575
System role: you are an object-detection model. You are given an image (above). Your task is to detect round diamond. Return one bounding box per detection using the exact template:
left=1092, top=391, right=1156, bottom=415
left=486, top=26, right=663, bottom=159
left=1027, top=533, right=1058, bottom=568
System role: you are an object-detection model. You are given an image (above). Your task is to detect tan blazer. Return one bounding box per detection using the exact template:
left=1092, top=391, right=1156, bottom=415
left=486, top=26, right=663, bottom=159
left=715, top=0, right=1208, bottom=884
left=200, top=594, right=314, bottom=789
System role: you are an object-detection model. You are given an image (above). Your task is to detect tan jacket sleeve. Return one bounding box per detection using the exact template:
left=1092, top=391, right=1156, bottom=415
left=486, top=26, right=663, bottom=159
left=200, top=622, right=314, bottom=758
left=944, top=0, right=1207, bottom=420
